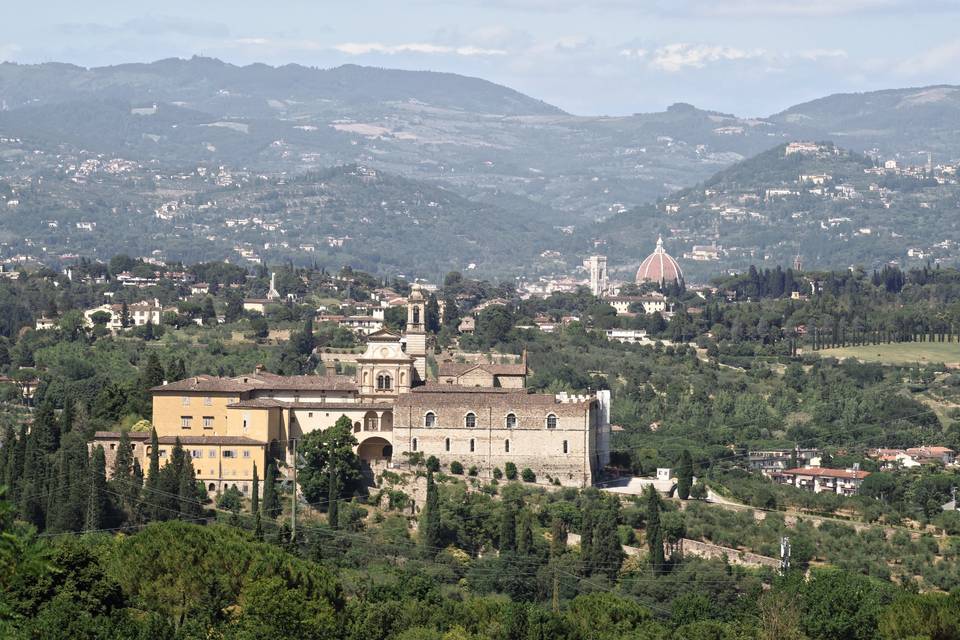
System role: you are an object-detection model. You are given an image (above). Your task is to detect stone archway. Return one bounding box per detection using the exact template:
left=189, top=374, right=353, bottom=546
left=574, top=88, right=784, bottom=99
left=357, top=436, right=392, bottom=462
left=363, top=410, right=379, bottom=431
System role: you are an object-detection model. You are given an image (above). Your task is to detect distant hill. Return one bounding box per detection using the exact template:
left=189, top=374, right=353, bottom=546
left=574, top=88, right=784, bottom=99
left=0, top=162, right=568, bottom=278
left=0, top=57, right=565, bottom=117
left=592, top=141, right=960, bottom=281
left=771, top=85, right=960, bottom=159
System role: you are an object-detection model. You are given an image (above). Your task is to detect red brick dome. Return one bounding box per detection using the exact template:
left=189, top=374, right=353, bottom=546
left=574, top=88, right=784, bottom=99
left=636, top=236, right=684, bottom=286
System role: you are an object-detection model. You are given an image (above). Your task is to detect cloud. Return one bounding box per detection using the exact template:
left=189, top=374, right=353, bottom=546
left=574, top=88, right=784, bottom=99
left=58, top=15, right=229, bottom=39
left=0, top=43, right=21, bottom=61
left=468, top=0, right=960, bottom=17
left=331, top=42, right=507, bottom=56
left=894, top=41, right=960, bottom=75
left=650, top=43, right=764, bottom=71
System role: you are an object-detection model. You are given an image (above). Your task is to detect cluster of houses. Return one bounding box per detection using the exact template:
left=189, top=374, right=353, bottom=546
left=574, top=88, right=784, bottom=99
left=747, top=445, right=957, bottom=497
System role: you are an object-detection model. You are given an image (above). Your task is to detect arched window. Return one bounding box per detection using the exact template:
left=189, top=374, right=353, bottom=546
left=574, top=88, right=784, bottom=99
left=546, top=414, right=558, bottom=429
left=505, top=413, right=517, bottom=429
left=376, top=374, right=384, bottom=390
left=469, top=439, right=475, bottom=453
left=505, top=439, right=510, bottom=453
left=424, top=411, right=436, bottom=427
left=412, top=438, right=418, bottom=452
left=445, top=438, right=451, bottom=452
left=465, top=412, right=476, bottom=428
left=413, top=306, right=420, bottom=324
left=383, top=374, right=392, bottom=390
left=562, top=440, right=568, bottom=454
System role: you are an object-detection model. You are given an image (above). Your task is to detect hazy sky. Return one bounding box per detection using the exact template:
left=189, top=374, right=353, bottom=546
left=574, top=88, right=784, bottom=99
left=2, top=0, right=959, bottom=116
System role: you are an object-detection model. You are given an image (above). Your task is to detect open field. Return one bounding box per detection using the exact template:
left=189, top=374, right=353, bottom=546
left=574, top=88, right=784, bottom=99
left=819, top=341, right=960, bottom=366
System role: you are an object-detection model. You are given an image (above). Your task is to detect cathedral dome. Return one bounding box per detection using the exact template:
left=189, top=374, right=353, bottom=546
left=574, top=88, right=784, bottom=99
left=636, top=236, right=684, bottom=286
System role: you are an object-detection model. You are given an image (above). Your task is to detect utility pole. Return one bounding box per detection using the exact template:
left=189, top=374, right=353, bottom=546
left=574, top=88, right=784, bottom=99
left=780, top=536, right=791, bottom=575
left=291, top=437, right=297, bottom=542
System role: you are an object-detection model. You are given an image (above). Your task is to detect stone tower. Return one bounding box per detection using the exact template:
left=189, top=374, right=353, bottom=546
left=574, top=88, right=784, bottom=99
left=405, top=285, right=427, bottom=382
left=586, top=255, right=608, bottom=297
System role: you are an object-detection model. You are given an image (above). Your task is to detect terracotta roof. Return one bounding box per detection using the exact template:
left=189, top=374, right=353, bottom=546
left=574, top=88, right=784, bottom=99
left=437, top=362, right=527, bottom=378
left=636, top=236, right=683, bottom=286
left=412, top=383, right=528, bottom=394
left=151, top=375, right=255, bottom=393
left=152, top=371, right=358, bottom=394
left=92, top=431, right=265, bottom=446
left=782, top=467, right=870, bottom=479
left=243, top=372, right=357, bottom=391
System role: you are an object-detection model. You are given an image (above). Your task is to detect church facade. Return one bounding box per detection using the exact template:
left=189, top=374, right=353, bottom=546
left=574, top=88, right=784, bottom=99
left=92, top=286, right=611, bottom=494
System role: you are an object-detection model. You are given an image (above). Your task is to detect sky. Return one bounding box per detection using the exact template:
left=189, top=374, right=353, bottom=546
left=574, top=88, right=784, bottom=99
left=1, top=0, right=959, bottom=116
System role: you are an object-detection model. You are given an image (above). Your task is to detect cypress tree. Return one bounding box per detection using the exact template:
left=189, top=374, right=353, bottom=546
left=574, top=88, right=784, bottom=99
left=591, top=497, right=625, bottom=580
left=178, top=453, right=203, bottom=521
left=579, top=496, right=596, bottom=566
left=550, top=515, right=567, bottom=558
left=84, top=445, right=108, bottom=531
left=517, top=510, right=534, bottom=556
left=32, top=400, right=59, bottom=454
left=254, top=510, right=263, bottom=541
left=18, top=432, right=44, bottom=527
left=421, top=470, right=441, bottom=552
left=60, top=395, right=75, bottom=436
left=327, top=462, right=340, bottom=531
left=499, top=498, right=517, bottom=553
left=251, top=463, right=260, bottom=514
left=677, top=449, right=694, bottom=500
left=1, top=424, right=17, bottom=493
left=146, top=429, right=161, bottom=521
left=646, top=487, right=665, bottom=574
left=262, top=462, right=280, bottom=519
left=64, top=436, right=88, bottom=532
left=167, top=358, right=187, bottom=382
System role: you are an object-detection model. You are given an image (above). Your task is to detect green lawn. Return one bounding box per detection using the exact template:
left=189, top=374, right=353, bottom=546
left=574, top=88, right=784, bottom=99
left=818, top=341, right=960, bottom=366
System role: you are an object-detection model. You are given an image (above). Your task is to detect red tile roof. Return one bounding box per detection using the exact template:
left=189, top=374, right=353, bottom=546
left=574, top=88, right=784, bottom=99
left=782, top=467, right=870, bottom=479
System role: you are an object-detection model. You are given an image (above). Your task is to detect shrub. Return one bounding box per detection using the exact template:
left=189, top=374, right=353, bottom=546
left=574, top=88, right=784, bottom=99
left=521, top=468, right=535, bottom=483
left=505, top=462, right=518, bottom=480
left=493, top=468, right=503, bottom=480
left=426, top=455, right=441, bottom=473
left=468, top=466, right=479, bottom=477
left=450, top=461, right=464, bottom=475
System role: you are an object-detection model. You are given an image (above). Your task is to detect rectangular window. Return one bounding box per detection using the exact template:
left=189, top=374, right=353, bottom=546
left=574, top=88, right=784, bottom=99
left=203, top=416, right=214, bottom=429
left=223, top=450, right=235, bottom=458
left=563, top=440, right=568, bottom=454
left=204, top=396, right=212, bottom=406
left=181, top=416, right=192, bottom=429
left=208, top=450, right=217, bottom=458
left=243, top=450, right=251, bottom=458
left=191, top=449, right=202, bottom=458
left=182, top=396, right=190, bottom=406
left=159, top=449, right=167, bottom=457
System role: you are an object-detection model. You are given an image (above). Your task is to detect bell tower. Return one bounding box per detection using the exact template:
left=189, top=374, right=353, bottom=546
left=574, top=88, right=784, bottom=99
left=406, top=285, right=427, bottom=382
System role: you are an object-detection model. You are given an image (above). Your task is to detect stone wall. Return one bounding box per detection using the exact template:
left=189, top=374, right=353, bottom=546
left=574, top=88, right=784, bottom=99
left=680, top=538, right=779, bottom=569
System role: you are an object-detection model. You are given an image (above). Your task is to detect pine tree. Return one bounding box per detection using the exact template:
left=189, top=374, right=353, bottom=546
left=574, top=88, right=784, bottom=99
left=499, top=498, right=517, bottom=553
left=262, top=462, right=280, bottom=519
left=646, top=487, right=665, bottom=574
left=251, top=463, right=260, bottom=514
left=84, top=445, right=108, bottom=531
left=677, top=449, right=694, bottom=500
left=420, top=470, right=441, bottom=552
